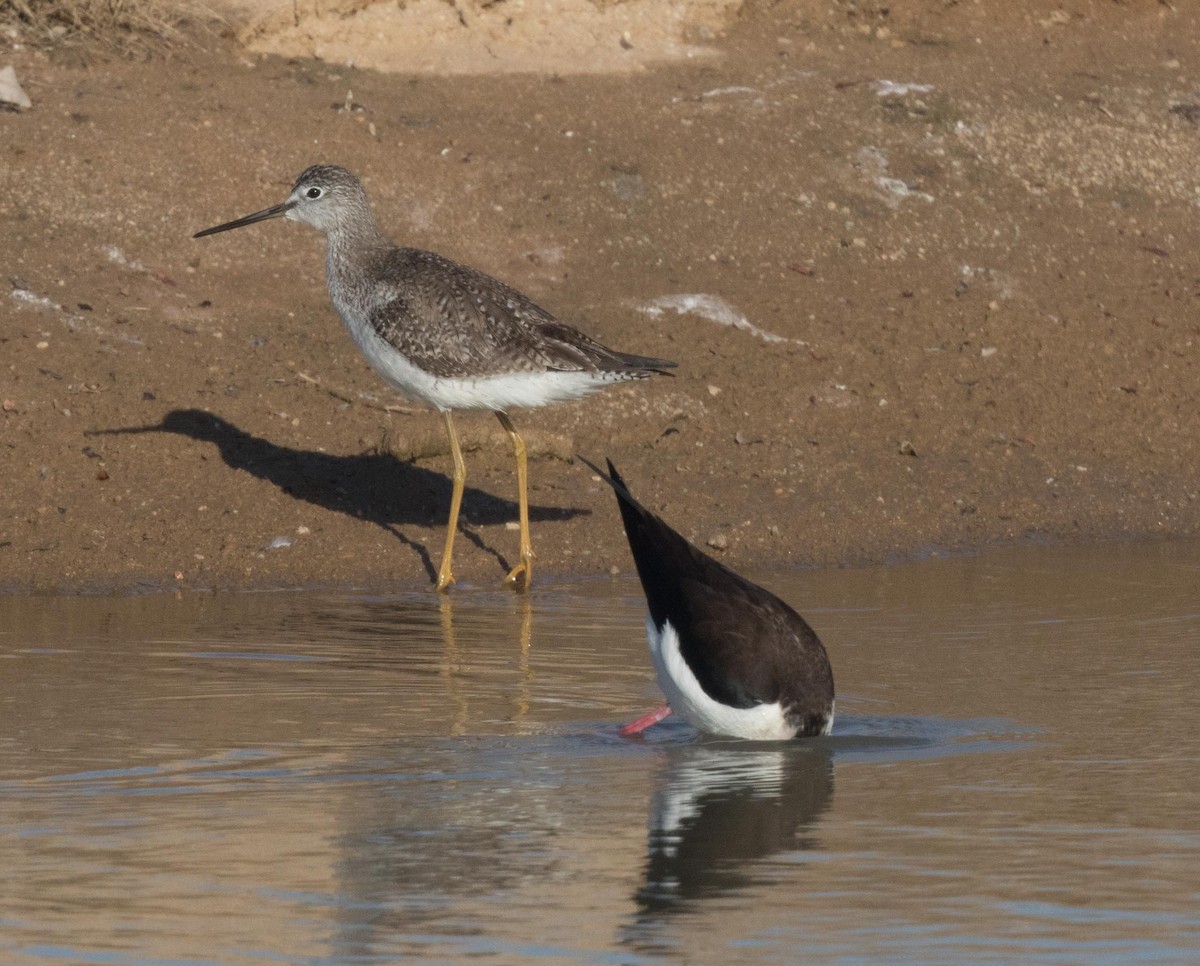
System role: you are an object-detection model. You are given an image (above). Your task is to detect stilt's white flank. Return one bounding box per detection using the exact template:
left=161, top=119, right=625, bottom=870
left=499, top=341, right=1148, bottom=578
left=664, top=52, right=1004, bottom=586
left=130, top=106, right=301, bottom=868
left=649, top=618, right=796, bottom=740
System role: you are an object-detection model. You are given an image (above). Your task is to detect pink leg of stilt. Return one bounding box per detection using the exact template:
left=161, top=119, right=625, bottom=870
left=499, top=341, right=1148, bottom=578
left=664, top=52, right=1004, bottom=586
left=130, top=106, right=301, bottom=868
left=619, top=704, right=673, bottom=737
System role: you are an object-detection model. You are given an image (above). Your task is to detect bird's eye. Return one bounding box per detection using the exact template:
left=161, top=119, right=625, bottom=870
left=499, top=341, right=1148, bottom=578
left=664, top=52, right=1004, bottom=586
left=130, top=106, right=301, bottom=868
left=306, top=187, right=323, bottom=200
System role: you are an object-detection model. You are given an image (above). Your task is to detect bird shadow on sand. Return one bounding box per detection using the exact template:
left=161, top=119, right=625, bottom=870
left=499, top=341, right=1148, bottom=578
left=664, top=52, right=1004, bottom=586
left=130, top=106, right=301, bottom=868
left=90, top=408, right=589, bottom=584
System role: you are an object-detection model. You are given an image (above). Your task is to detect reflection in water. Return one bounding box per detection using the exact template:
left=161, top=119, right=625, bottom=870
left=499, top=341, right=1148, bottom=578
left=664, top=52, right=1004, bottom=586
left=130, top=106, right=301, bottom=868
left=283, top=590, right=538, bottom=735
left=328, top=743, right=566, bottom=961
left=437, top=594, right=534, bottom=734
left=625, top=743, right=833, bottom=948
left=2, top=541, right=1199, bottom=965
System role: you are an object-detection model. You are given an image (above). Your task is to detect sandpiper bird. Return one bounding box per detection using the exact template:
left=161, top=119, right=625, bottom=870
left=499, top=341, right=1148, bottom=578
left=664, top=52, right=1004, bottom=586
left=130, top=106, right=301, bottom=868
left=195, top=165, right=675, bottom=591
left=589, top=458, right=834, bottom=740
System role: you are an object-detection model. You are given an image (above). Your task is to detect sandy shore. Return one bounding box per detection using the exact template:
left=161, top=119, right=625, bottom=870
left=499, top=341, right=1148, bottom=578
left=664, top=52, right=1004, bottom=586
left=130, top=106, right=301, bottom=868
left=2, top=1, right=1198, bottom=593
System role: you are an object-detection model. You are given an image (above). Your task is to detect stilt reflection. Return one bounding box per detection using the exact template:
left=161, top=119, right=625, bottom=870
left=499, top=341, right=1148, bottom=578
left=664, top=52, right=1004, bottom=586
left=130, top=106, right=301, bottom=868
left=623, top=742, right=833, bottom=949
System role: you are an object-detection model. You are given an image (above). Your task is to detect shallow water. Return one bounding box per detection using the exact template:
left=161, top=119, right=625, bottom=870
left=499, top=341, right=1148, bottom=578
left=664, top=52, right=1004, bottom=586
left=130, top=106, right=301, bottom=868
left=1, top=541, right=1198, bottom=964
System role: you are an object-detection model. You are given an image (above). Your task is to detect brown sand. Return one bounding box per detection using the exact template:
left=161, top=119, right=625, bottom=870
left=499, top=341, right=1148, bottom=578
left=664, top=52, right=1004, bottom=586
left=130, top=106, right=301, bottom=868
left=2, top=0, right=1198, bottom=594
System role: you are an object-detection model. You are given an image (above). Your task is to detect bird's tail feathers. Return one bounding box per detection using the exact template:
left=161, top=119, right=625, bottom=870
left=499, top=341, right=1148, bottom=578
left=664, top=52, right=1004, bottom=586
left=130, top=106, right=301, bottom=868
left=577, top=454, right=635, bottom=504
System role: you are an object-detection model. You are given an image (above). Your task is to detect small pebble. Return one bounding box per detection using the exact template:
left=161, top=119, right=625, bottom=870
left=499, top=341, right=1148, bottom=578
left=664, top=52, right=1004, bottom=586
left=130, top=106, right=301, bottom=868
left=706, top=533, right=729, bottom=551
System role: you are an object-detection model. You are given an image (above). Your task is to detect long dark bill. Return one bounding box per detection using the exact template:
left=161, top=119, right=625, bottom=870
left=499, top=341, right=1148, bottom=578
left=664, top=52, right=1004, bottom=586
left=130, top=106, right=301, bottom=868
left=193, top=199, right=296, bottom=238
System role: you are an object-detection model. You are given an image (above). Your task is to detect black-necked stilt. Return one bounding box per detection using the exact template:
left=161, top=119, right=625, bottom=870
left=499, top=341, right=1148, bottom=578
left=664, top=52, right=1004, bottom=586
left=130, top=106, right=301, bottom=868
left=592, top=458, right=834, bottom=740
left=195, top=165, right=675, bottom=591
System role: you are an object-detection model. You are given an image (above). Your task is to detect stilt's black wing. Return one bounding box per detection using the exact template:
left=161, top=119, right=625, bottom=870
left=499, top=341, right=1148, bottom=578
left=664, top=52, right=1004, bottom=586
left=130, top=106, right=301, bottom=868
left=589, top=458, right=834, bottom=726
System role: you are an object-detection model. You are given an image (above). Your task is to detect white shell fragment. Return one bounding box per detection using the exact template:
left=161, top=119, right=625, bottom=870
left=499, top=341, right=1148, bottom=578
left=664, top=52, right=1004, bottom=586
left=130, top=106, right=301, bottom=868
left=640, top=294, right=804, bottom=346
left=0, top=65, right=32, bottom=110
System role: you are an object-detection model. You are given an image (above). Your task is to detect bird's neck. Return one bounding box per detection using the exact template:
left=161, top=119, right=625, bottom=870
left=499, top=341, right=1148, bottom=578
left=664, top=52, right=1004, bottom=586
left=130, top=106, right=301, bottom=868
left=326, top=208, right=390, bottom=253
left=324, top=215, right=391, bottom=284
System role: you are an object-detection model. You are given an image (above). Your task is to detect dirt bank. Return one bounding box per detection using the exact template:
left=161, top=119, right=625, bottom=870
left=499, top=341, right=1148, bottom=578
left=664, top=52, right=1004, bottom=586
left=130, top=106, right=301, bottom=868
left=1, top=0, right=1198, bottom=594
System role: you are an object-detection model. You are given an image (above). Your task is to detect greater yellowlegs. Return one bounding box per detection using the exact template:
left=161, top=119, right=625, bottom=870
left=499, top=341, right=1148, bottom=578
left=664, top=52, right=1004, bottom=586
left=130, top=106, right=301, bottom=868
left=195, top=165, right=675, bottom=591
left=586, top=458, right=834, bottom=740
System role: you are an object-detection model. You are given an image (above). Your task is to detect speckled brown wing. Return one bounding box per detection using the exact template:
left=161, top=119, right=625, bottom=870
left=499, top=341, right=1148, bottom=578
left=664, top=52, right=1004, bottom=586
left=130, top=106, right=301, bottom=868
left=366, top=248, right=676, bottom=379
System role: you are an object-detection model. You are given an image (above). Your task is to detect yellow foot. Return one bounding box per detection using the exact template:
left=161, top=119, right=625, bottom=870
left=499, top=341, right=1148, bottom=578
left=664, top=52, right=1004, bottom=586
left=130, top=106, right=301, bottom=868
left=504, top=559, right=532, bottom=592
left=436, top=568, right=456, bottom=593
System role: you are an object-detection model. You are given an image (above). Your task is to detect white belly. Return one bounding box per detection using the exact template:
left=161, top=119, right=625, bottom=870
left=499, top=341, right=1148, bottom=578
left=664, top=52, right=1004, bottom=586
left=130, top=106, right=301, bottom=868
left=343, top=309, right=624, bottom=412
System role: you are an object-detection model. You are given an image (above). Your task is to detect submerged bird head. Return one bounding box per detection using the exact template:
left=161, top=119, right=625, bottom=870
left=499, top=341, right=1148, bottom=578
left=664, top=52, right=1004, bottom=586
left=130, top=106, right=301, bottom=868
left=193, top=164, right=374, bottom=239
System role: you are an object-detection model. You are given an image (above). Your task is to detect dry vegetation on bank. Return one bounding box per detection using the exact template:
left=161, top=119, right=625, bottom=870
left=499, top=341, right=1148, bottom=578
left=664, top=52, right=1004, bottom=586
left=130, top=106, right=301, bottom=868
left=0, top=0, right=217, bottom=52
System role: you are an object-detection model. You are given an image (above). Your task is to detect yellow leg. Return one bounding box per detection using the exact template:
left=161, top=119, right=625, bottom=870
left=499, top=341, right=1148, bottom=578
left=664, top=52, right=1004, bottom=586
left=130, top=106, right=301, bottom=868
left=436, top=411, right=466, bottom=592
left=496, top=410, right=534, bottom=590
